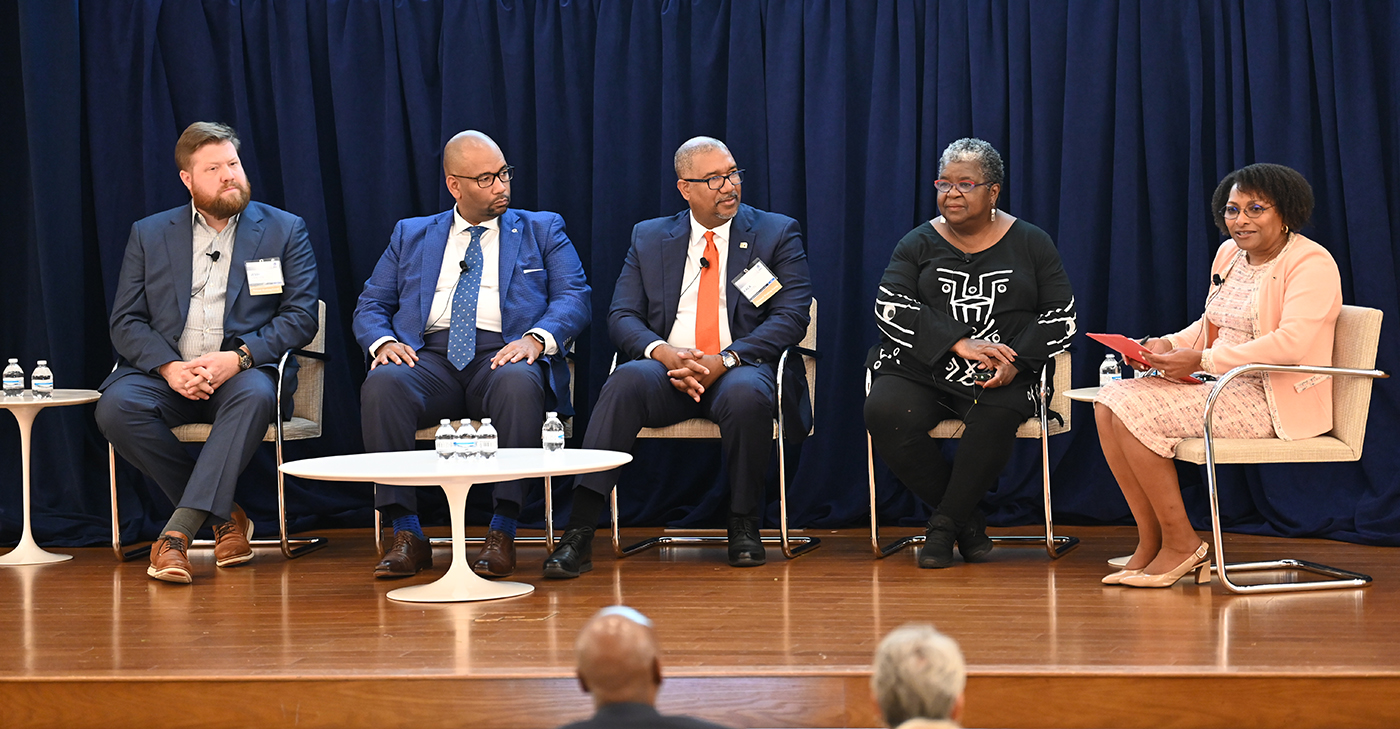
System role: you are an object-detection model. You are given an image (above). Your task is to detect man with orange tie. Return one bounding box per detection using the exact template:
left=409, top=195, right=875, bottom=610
left=543, top=137, right=812, bottom=577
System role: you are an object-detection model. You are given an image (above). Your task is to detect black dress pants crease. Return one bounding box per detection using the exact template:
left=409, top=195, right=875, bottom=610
left=577, top=359, right=777, bottom=519
left=865, top=374, right=1024, bottom=525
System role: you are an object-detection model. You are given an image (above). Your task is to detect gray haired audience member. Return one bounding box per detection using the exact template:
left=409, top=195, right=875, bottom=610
left=556, top=606, right=734, bottom=729
left=871, top=624, right=968, bottom=729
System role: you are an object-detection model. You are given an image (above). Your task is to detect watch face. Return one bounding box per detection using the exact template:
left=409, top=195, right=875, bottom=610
left=722, top=351, right=737, bottom=368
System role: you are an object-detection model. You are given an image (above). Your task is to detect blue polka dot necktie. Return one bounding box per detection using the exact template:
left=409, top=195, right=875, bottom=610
left=448, top=226, right=486, bottom=370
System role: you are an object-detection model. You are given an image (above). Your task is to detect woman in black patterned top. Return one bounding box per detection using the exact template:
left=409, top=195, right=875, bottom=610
left=865, top=138, right=1076, bottom=569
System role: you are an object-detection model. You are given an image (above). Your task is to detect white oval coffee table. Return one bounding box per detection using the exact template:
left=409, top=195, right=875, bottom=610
left=0, top=389, right=102, bottom=565
left=280, top=448, right=631, bottom=603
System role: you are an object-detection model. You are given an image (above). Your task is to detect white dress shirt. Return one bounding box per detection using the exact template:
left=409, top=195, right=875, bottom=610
left=179, top=204, right=238, bottom=361
left=645, top=213, right=734, bottom=357
left=370, top=208, right=557, bottom=356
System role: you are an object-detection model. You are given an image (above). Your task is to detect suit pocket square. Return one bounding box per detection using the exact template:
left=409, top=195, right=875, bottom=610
left=523, top=268, right=545, bottom=274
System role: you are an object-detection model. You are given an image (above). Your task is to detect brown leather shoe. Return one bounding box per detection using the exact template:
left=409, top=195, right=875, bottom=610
left=213, top=504, right=254, bottom=568
left=374, top=530, right=432, bottom=578
left=148, top=533, right=193, bottom=584
left=471, top=529, right=516, bottom=578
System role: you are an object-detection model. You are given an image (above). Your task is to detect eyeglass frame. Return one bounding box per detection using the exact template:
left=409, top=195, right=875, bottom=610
left=448, top=165, right=515, bottom=189
left=681, top=169, right=745, bottom=190
left=933, top=179, right=995, bottom=194
left=1220, top=203, right=1274, bottom=220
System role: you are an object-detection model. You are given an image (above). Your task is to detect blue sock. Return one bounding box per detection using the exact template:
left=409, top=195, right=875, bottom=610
left=392, top=514, right=425, bottom=539
left=489, top=514, right=518, bottom=538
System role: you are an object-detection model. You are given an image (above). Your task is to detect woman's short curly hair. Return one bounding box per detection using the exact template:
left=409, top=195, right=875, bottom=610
left=1210, top=163, right=1314, bottom=235
left=938, top=138, right=1004, bottom=187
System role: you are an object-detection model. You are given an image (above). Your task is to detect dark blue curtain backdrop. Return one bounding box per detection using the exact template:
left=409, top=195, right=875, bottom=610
left=3, top=1, right=1399, bottom=548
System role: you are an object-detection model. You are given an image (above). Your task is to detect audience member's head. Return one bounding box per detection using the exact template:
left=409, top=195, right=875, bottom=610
left=871, top=623, right=967, bottom=728
left=574, top=606, right=663, bottom=709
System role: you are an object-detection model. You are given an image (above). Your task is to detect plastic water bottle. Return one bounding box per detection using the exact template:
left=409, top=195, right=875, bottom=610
left=2, top=359, right=22, bottom=397
left=435, top=419, right=455, bottom=460
left=542, top=411, right=565, bottom=453
left=31, top=361, right=53, bottom=398
left=1098, top=354, right=1121, bottom=387
left=477, top=418, right=498, bottom=459
left=455, top=420, right=477, bottom=460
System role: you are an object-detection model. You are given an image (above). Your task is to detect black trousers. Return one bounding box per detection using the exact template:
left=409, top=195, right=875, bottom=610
left=864, top=375, right=1024, bottom=525
left=361, top=330, right=547, bottom=514
left=577, top=359, right=777, bottom=518
left=97, top=367, right=280, bottom=523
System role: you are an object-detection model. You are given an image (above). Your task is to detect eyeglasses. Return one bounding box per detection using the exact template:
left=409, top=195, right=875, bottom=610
left=933, top=179, right=993, bottom=194
left=1220, top=203, right=1272, bottom=220
left=681, top=169, right=745, bottom=190
left=449, top=166, right=515, bottom=188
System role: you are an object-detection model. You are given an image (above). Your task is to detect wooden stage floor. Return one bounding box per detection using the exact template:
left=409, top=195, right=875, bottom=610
left=1, top=526, right=1397, bottom=729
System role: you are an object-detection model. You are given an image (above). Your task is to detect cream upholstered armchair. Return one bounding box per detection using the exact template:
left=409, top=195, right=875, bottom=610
left=110, top=300, right=329, bottom=561
left=1175, top=304, right=1387, bottom=594
left=866, top=350, right=1077, bottom=559
left=606, top=299, right=820, bottom=560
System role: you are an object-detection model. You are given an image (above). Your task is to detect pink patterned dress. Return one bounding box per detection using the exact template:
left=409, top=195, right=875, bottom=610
left=1096, top=253, right=1277, bottom=457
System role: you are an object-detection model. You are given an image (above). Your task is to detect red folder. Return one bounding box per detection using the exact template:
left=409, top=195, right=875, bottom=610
left=1087, top=333, right=1203, bottom=384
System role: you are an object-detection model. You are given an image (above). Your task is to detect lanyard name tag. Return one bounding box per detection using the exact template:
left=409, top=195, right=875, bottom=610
left=732, top=258, right=782, bottom=306
left=246, top=258, right=284, bottom=295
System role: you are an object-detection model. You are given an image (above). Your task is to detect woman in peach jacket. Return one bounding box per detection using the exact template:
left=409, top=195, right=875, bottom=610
left=1095, top=163, right=1342, bottom=589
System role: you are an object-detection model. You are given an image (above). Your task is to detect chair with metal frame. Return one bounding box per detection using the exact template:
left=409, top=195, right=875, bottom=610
left=605, top=299, right=820, bottom=560
left=1173, top=304, right=1386, bottom=594
left=376, top=359, right=576, bottom=555
left=866, top=349, right=1077, bottom=559
left=110, top=300, right=329, bottom=561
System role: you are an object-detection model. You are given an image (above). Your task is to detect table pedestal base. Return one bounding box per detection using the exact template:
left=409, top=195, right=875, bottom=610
left=385, top=480, right=535, bottom=603
left=0, top=536, right=73, bottom=565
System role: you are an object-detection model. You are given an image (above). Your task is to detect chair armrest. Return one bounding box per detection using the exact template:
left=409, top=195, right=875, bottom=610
left=1201, top=363, right=1388, bottom=436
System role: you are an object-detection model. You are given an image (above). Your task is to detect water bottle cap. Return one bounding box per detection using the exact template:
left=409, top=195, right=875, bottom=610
left=441, top=418, right=451, bottom=424
left=7, top=359, right=15, bottom=363
left=546, top=412, right=557, bottom=418
left=481, top=418, right=491, bottom=424
left=37, top=360, right=47, bottom=365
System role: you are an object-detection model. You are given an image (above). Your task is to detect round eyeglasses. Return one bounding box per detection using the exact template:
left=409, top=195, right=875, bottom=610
left=1220, top=203, right=1272, bottom=220
left=681, top=169, right=745, bottom=190
left=449, top=166, right=515, bottom=188
left=933, top=179, right=993, bottom=194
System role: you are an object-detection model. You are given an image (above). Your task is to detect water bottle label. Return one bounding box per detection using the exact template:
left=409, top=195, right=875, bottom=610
left=3, top=376, right=21, bottom=388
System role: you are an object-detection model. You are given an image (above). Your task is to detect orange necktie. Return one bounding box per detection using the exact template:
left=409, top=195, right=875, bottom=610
left=695, top=231, right=721, bottom=355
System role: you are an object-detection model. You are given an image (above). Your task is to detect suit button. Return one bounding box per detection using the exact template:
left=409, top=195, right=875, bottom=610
left=173, top=335, right=180, bottom=341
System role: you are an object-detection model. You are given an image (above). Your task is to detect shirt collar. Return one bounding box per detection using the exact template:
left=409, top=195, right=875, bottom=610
left=191, top=202, right=240, bottom=234
left=453, top=207, right=500, bottom=239
left=689, top=211, right=733, bottom=247
left=593, top=703, right=663, bottom=721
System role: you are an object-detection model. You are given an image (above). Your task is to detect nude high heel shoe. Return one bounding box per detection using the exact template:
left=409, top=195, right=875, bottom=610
left=1119, top=542, right=1211, bottom=588
left=1101, top=568, right=1145, bottom=585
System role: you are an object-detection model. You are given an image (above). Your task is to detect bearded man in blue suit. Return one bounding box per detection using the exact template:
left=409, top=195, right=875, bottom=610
left=543, top=137, right=812, bottom=578
left=97, top=122, right=320, bottom=585
left=354, top=131, right=591, bottom=580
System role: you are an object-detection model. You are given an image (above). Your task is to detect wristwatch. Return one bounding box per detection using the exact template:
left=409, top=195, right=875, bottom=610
left=237, top=347, right=253, bottom=371
left=526, top=331, right=547, bottom=348
left=720, top=350, right=741, bottom=369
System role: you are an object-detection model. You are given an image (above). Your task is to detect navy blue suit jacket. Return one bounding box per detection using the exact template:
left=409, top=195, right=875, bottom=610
left=102, top=201, right=320, bottom=392
left=353, top=207, right=591, bottom=414
left=608, top=204, right=813, bottom=436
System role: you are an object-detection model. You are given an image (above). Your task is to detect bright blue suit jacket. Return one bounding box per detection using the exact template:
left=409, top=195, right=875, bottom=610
left=353, top=207, right=591, bottom=414
left=608, top=203, right=813, bottom=437
left=102, top=201, right=320, bottom=392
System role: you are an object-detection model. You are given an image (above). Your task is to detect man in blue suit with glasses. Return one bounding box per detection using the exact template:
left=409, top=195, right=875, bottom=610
left=354, top=130, right=591, bottom=580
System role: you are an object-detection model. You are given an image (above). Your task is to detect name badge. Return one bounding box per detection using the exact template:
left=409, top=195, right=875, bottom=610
left=246, top=258, right=284, bottom=296
left=731, top=259, right=782, bottom=306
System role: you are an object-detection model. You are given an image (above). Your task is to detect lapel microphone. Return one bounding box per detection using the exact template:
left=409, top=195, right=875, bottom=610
left=1212, top=273, right=1223, bottom=285
left=700, top=257, right=710, bottom=269
left=206, top=251, right=221, bottom=262
left=460, top=260, right=471, bottom=273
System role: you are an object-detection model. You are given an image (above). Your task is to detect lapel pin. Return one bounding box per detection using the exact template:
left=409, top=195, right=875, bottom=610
left=739, top=241, right=748, bottom=249
left=512, top=228, right=518, bottom=234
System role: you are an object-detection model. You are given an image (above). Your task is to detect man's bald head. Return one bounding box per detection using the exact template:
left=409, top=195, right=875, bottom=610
left=443, top=130, right=503, bottom=171
left=574, top=607, right=662, bottom=708
left=442, top=130, right=510, bottom=223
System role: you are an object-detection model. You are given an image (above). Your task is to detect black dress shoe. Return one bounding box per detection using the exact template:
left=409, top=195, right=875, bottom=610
left=918, top=515, right=957, bottom=569
left=543, top=526, right=594, bottom=579
left=727, top=515, right=766, bottom=567
left=956, top=510, right=994, bottom=563
left=471, top=529, right=516, bottom=578
left=374, top=530, right=432, bottom=578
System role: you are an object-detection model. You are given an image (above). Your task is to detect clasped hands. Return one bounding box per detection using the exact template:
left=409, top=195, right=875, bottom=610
left=370, top=336, right=544, bottom=371
left=159, top=351, right=242, bottom=400
left=951, top=338, right=1018, bottom=388
left=1133, top=337, right=1204, bottom=381
left=653, top=345, right=726, bottom=403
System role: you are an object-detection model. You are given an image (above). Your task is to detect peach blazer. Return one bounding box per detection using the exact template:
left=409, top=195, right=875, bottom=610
left=1165, top=234, right=1342, bottom=440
